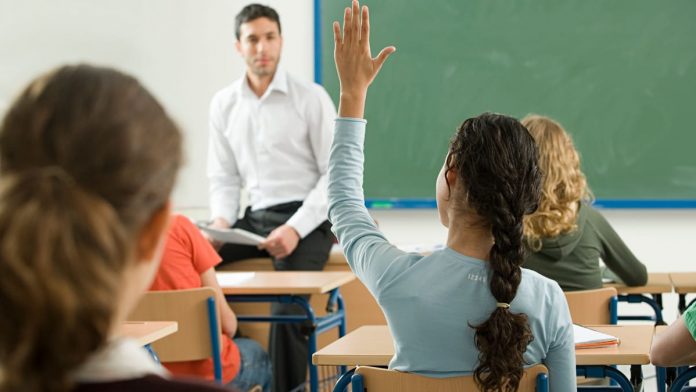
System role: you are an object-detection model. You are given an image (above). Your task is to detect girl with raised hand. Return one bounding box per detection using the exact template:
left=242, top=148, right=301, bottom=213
left=0, top=65, right=231, bottom=392
left=328, top=1, right=575, bottom=390
left=522, top=114, right=647, bottom=291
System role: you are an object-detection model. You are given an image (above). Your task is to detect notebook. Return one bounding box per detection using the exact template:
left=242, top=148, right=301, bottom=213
left=574, top=324, right=620, bottom=349
left=197, top=224, right=266, bottom=246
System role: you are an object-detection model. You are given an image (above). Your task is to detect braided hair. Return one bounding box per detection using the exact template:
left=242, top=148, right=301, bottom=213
left=446, top=113, right=542, bottom=391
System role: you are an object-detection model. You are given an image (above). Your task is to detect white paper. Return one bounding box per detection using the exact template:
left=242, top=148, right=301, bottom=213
left=216, top=272, right=256, bottom=286
left=197, top=224, right=266, bottom=246
left=573, top=324, right=619, bottom=347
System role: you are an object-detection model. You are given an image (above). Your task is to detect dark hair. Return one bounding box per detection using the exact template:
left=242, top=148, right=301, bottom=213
left=235, top=3, right=281, bottom=40
left=0, top=64, right=182, bottom=392
left=445, top=113, right=542, bottom=392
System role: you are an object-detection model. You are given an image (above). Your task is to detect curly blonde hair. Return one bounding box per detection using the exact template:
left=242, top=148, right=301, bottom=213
left=521, top=115, right=592, bottom=251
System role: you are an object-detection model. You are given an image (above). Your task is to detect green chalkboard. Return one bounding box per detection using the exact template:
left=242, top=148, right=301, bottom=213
left=321, top=0, right=696, bottom=202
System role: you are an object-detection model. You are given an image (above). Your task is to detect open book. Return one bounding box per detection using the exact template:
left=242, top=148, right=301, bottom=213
left=197, top=224, right=266, bottom=246
left=574, top=324, right=620, bottom=349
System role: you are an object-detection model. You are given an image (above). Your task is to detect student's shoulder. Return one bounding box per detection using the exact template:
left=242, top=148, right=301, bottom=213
left=521, top=267, right=564, bottom=296
left=74, top=375, right=236, bottom=392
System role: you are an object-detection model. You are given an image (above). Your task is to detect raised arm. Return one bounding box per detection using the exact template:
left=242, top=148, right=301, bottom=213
left=328, top=1, right=416, bottom=294
left=333, top=0, right=395, bottom=118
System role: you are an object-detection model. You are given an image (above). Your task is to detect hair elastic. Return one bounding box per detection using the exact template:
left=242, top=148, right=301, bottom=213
left=496, top=302, right=510, bottom=309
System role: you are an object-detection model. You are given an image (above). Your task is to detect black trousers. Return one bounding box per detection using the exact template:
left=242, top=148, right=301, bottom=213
left=218, top=201, right=333, bottom=392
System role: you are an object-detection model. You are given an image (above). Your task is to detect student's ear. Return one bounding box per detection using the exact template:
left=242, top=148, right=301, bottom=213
left=235, top=40, right=242, bottom=55
left=445, top=167, right=458, bottom=188
left=136, top=201, right=172, bottom=264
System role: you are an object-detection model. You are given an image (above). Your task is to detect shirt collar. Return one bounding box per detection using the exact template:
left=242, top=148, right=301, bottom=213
left=238, top=68, right=289, bottom=99
left=71, top=338, right=168, bottom=383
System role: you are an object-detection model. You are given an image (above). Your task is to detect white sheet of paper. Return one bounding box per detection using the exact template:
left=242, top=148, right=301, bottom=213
left=573, top=324, right=620, bottom=347
left=216, top=272, right=256, bottom=286
left=197, top=224, right=266, bottom=246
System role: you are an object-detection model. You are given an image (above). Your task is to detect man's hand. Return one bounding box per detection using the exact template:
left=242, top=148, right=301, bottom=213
left=260, top=224, right=300, bottom=259
left=204, top=217, right=230, bottom=250
left=333, top=0, right=395, bottom=118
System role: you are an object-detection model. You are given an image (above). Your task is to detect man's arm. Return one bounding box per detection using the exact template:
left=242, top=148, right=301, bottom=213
left=207, top=93, right=242, bottom=228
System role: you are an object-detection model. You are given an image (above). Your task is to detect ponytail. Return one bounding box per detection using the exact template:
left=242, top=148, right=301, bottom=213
left=447, top=113, right=541, bottom=392
left=0, top=169, right=131, bottom=392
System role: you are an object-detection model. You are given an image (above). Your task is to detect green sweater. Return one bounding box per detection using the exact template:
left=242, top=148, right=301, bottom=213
left=524, top=204, right=648, bottom=291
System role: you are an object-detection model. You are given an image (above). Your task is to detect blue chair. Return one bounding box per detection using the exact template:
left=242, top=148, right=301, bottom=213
left=334, top=365, right=549, bottom=392
left=129, top=287, right=224, bottom=383
left=671, top=366, right=696, bottom=391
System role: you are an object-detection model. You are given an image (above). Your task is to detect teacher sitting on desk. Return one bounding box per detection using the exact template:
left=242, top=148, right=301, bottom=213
left=205, top=4, right=336, bottom=392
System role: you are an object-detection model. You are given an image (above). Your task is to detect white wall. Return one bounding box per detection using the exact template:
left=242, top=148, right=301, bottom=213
left=0, top=0, right=315, bottom=209
left=3, top=0, right=695, bottom=324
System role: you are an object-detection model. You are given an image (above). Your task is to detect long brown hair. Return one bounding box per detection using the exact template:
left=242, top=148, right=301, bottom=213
left=521, top=115, right=593, bottom=251
left=446, top=113, right=542, bottom=391
left=0, top=64, right=182, bottom=392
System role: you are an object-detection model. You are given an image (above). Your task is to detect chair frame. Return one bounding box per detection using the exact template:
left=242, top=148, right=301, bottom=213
left=129, top=287, right=223, bottom=383
left=332, top=365, right=549, bottom=392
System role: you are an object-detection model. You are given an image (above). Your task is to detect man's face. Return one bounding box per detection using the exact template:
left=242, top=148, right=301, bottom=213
left=236, top=17, right=283, bottom=78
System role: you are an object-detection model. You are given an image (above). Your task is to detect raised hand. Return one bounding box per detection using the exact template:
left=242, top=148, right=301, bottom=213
left=333, top=0, right=395, bottom=118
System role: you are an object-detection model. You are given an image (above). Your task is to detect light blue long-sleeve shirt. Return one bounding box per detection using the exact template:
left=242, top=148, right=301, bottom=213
left=328, top=118, right=576, bottom=391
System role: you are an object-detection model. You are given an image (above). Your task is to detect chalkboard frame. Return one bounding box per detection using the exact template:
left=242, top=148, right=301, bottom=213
left=313, top=0, right=696, bottom=209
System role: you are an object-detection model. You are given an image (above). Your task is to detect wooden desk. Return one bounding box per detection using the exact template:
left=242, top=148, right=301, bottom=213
left=219, top=271, right=356, bottom=392
left=218, top=271, right=356, bottom=295
left=669, top=272, right=696, bottom=313
left=119, top=321, right=178, bottom=346
left=314, top=325, right=653, bottom=392
left=605, top=272, right=673, bottom=295
left=604, top=272, right=673, bottom=324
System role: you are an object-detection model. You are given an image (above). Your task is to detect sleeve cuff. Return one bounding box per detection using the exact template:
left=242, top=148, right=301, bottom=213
left=336, top=117, right=367, bottom=123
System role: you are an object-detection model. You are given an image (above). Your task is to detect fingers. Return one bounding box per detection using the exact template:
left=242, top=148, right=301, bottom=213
left=374, top=46, right=396, bottom=73
left=342, top=7, right=350, bottom=46
left=352, top=0, right=360, bottom=43
left=333, top=21, right=342, bottom=46
left=361, top=5, right=369, bottom=46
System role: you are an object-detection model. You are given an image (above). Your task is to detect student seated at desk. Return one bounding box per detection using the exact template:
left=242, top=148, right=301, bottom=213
left=150, top=215, right=271, bottom=391
left=521, top=115, right=648, bottom=291
left=651, top=301, right=696, bottom=366
left=327, top=2, right=575, bottom=391
left=0, top=65, right=231, bottom=392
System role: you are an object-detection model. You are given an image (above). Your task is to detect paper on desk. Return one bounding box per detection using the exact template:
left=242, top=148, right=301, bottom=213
left=574, top=324, right=620, bottom=349
left=198, top=224, right=266, bottom=246
left=216, top=272, right=256, bottom=286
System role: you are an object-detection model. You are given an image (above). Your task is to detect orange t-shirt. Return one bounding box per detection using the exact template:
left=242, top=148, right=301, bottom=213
left=150, top=215, right=240, bottom=383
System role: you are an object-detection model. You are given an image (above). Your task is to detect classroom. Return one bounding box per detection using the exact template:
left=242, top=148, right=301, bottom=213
left=1, top=0, right=696, bottom=391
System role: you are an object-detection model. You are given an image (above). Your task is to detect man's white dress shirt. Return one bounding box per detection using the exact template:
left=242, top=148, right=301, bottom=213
left=207, top=69, right=336, bottom=238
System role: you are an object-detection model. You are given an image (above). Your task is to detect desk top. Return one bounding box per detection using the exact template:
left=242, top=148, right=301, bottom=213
left=575, top=325, right=654, bottom=365
left=119, top=321, right=178, bottom=346
left=313, top=324, right=654, bottom=367
left=669, top=272, right=696, bottom=294
left=604, top=272, right=673, bottom=294
left=219, top=271, right=356, bottom=295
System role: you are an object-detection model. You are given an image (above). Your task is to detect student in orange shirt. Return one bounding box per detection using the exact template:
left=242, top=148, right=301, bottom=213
left=150, top=215, right=271, bottom=392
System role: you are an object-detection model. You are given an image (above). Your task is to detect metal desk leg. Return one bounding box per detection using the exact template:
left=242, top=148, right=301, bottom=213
left=144, top=344, right=160, bottom=364
left=332, top=368, right=355, bottom=392
left=577, top=365, right=634, bottom=391
left=617, top=294, right=664, bottom=324
left=671, top=366, right=696, bottom=391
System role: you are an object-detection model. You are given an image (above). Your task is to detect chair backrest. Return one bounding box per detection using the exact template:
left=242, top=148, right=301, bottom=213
left=351, top=364, right=549, bottom=392
left=128, top=287, right=221, bottom=362
left=564, top=287, right=618, bottom=325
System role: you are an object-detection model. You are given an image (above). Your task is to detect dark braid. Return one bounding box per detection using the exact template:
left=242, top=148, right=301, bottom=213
left=446, top=113, right=542, bottom=392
